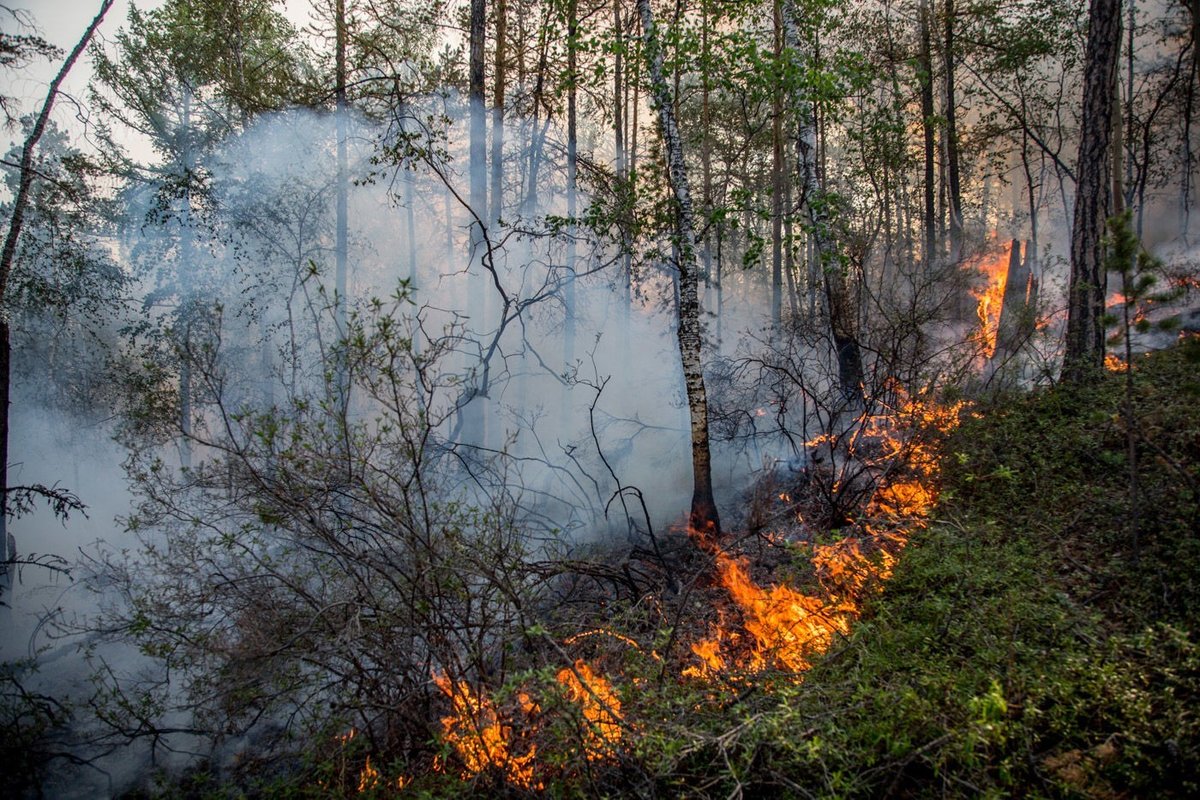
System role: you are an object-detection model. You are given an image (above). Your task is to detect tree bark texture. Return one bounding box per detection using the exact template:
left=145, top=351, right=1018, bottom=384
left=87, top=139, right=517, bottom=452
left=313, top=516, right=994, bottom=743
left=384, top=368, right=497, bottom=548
left=995, top=239, right=1034, bottom=356
left=636, top=0, right=721, bottom=537
left=918, top=0, right=937, bottom=267
left=1064, top=0, right=1121, bottom=383
left=943, top=0, right=963, bottom=263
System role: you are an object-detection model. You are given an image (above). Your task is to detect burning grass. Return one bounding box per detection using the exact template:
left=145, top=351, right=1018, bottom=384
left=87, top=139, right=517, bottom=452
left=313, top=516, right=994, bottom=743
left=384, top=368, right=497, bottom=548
left=682, top=388, right=964, bottom=680
left=325, top=388, right=971, bottom=794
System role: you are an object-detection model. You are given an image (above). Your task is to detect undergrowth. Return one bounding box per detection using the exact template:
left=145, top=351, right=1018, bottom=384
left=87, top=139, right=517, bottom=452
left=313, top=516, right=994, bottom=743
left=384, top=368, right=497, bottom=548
left=146, top=340, right=1200, bottom=798
left=630, top=338, right=1200, bottom=799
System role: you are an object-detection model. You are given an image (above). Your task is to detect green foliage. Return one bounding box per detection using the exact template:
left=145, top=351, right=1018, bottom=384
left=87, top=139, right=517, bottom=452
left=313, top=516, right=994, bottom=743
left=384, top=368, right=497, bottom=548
left=585, top=342, right=1200, bottom=799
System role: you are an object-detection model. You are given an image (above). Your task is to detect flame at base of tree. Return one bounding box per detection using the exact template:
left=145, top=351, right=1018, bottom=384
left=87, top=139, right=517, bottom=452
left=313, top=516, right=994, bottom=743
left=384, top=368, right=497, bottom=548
left=685, top=389, right=963, bottom=679
left=972, top=239, right=1012, bottom=359
left=334, top=390, right=962, bottom=790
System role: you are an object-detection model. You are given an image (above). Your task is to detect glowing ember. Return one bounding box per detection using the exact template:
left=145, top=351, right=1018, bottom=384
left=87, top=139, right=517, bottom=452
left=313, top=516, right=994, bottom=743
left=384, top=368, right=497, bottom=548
left=556, top=660, right=623, bottom=759
left=433, top=673, right=539, bottom=789
left=972, top=243, right=1011, bottom=359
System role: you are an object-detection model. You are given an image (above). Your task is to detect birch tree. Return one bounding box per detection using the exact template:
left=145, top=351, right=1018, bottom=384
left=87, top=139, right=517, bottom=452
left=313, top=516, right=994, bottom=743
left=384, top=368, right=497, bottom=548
left=636, top=0, right=721, bottom=537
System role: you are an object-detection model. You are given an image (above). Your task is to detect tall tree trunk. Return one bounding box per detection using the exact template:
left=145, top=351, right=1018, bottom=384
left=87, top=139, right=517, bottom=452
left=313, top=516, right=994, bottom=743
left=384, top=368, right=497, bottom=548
left=700, top=0, right=715, bottom=326
left=1181, top=0, right=1197, bottom=241
left=492, top=0, right=507, bottom=229
left=335, top=0, right=349, bottom=392
left=782, top=1, right=864, bottom=403
left=1064, top=0, right=1122, bottom=383
left=564, top=0, right=578, bottom=386
left=466, top=0, right=488, bottom=443
left=918, top=0, right=937, bottom=268
left=0, top=0, right=113, bottom=593
left=636, top=0, right=721, bottom=537
left=180, top=84, right=195, bottom=470
left=943, top=0, right=963, bottom=263
left=615, top=0, right=632, bottom=351
left=771, top=0, right=785, bottom=331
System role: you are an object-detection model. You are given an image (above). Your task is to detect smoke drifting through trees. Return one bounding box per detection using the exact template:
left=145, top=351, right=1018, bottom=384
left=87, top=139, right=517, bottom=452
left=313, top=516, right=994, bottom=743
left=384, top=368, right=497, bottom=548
left=2, top=0, right=1199, bottom=793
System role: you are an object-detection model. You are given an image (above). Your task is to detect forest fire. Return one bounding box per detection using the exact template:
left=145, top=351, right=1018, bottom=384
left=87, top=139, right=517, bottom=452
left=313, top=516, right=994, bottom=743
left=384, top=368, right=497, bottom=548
left=433, top=673, right=540, bottom=789
left=972, top=243, right=1012, bottom=359
left=684, top=389, right=961, bottom=679
left=556, top=660, right=623, bottom=759
left=430, top=659, right=622, bottom=788
left=329, top=729, right=406, bottom=794
left=682, top=550, right=857, bottom=676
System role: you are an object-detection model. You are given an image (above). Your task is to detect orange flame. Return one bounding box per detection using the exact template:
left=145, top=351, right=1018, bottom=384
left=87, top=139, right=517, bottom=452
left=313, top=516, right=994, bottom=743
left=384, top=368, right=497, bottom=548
left=556, top=660, right=623, bottom=759
left=972, top=244, right=1010, bottom=359
left=357, top=755, right=380, bottom=793
left=685, top=389, right=962, bottom=679
left=433, top=673, right=540, bottom=789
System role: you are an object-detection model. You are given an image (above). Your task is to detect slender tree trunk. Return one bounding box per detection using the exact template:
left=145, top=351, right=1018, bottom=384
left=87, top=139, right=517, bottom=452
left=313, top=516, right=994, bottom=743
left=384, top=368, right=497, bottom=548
left=918, top=0, right=937, bottom=268
left=615, top=0, right=632, bottom=352
left=492, top=0, right=507, bottom=229
left=335, top=0, right=349, bottom=371
left=1111, top=64, right=1125, bottom=216
left=0, top=0, right=113, bottom=591
left=180, top=84, right=194, bottom=470
left=700, top=0, right=714, bottom=323
left=1064, top=0, right=1122, bottom=383
left=466, top=0, right=488, bottom=442
left=943, top=0, right=963, bottom=263
left=564, top=0, right=578, bottom=384
left=637, top=0, right=720, bottom=537
left=1181, top=0, right=1197, bottom=241
left=771, top=0, right=785, bottom=331
left=782, top=1, right=863, bottom=403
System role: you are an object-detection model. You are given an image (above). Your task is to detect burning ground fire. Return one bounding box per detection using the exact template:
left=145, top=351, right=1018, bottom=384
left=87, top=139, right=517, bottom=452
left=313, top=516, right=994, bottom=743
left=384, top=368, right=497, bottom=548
left=683, top=389, right=962, bottom=679
left=336, top=391, right=961, bottom=791
left=429, top=661, right=623, bottom=789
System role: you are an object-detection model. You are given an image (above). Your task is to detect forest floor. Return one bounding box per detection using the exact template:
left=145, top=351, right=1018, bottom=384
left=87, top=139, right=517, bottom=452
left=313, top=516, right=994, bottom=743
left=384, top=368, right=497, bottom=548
left=621, top=336, right=1200, bottom=798
left=147, top=337, right=1200, bottom=799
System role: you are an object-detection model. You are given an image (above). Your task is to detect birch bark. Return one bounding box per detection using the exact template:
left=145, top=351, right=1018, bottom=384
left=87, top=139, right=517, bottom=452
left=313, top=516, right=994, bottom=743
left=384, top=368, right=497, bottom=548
left=636, top=0, right=721, bottom=536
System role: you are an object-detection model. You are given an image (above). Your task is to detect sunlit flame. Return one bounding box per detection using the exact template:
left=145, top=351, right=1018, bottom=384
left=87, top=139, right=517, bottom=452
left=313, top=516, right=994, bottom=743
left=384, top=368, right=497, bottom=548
left=556, top=660, right=623, bottom=759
